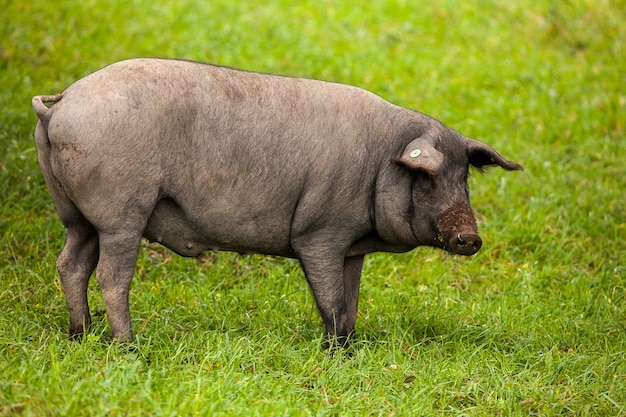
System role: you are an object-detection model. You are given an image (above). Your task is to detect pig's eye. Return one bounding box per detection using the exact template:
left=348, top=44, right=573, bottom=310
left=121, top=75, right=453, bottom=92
left=416, top=169, right=434, bottom=181
left=414, top=170, right=436, bottom=190
left=413, top=169, right=433, bottom=181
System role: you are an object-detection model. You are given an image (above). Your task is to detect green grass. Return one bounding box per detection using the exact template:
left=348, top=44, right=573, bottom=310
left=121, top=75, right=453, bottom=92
left=1, top=0, right=625, bottom=415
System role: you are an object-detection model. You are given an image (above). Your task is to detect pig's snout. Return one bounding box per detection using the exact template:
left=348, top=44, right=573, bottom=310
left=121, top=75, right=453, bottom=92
left=436, top=202, right=482, bottom=256
left=449, top=232, right=482, bottom=256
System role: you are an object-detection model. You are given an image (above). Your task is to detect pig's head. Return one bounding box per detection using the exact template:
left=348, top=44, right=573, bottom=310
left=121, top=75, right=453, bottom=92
left=375, top=131, right=522, bottom=256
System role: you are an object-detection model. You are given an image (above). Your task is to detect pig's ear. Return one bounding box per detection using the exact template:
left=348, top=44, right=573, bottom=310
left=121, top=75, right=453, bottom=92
left=467, top=139, right=523, bottom=171
left=392, top=138, right=444, bottom=175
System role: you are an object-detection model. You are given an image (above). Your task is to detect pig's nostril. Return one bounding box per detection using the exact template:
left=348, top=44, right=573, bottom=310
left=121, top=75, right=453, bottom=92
left=450, top=232, right=482, bottom=255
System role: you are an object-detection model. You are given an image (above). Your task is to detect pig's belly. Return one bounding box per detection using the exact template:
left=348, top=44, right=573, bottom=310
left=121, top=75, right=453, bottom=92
left=143, top=197, right=295, bottom=258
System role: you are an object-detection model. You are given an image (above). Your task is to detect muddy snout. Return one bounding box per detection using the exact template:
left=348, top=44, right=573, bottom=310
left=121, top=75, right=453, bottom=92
left=449, top=232, right=482, bottom=256
left=437, top=202, right=482, bottom=256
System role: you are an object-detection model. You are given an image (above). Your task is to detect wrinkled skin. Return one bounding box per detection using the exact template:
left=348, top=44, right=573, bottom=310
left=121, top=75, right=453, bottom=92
left=32, top=59, right=522, bottom=346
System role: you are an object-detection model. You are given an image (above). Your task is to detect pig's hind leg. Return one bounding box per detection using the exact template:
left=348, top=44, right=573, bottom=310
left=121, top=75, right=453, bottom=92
left=56, top=216, right=99, bottom=339
left=36, top=121, right=99, bottom=339
left=94, top=228, right=143, bottom=342
left=70, top=198, right=149, bottom=342
left=57, top=176, right=156, bottom=342
left=79, top=190, right=157, bottom=342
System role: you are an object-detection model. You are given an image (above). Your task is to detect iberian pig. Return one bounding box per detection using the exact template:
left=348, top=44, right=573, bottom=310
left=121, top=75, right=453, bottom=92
left=32, top=58, right=522, bottom=346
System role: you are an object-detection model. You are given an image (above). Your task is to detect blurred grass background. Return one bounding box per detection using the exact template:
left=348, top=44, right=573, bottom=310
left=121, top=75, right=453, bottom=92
left=1, top=0, right=625, bottom=415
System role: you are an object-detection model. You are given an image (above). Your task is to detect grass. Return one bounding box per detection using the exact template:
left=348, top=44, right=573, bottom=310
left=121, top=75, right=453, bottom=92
left=1, top=0, right=625, bottom=415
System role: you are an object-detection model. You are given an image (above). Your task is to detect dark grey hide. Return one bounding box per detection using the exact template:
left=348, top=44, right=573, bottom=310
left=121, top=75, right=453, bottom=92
left=32, top=58, right=522, bottom=346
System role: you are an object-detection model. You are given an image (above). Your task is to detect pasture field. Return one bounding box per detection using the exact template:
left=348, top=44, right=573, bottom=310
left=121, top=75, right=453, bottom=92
left=1, top=0, right=624, bottom=415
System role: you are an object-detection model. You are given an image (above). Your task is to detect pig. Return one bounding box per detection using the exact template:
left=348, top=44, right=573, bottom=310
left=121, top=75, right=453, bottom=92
left=32, top=58, right=522, bottom=346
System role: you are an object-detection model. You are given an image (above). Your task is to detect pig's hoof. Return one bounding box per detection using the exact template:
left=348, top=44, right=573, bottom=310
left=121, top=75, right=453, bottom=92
left=110, top=327, right=134, bottom=343
left=68, top=325, right=89, bottom=341
left=322, top=333, right=353, bottom=351
left=68, top=331, right=84, bottom=341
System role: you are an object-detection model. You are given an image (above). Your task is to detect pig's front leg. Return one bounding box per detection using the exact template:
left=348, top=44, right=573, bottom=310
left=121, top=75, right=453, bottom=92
left=342, top=254, right=364, bottom=341
left=295, top=240, right=364, bottom=347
